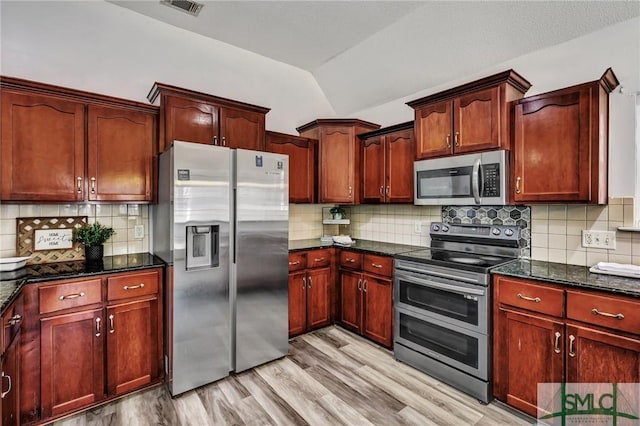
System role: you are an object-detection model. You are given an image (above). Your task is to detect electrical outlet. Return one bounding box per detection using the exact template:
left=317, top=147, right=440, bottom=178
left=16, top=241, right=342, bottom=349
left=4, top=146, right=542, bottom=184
left=581, top=230, right=616, bottom=249
left=134, top=224, right=144, bottom=240
left=414, top=221, right=422, bottom=234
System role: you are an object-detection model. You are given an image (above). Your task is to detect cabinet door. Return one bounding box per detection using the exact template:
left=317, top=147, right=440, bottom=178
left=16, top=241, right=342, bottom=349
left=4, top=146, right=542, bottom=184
left=1, top=91, right=85, bottom=201
left=385, top=129, right=415, bottom=203
left=361, top=135, right=385, bottom=203
left=513, top=87, right=592, bottom=202
left=266, top=132, right=316, bottom=203
left=106, top=298, right=159, bottom=396
left=163, top=95, right=218, bottom=148
left=495, top=309, right=564, bottom=418
left=453, top=87, right=499, bottom=154
left=306, top=267, right=331, bottom=330
left=566, top=323, right=640, bottom=384
left=1, top=334, right=19, bottom=426
left=288, top=271, right=307, bottom=337
left=219, top=107, right=265, bottom=151
left=319, top=126, right=355, bottom=203
left=40, top=309, right=104, bottom=418
left=362, top=274, right=392, bottom=347
left=414, top=100, right=452, bottom=159
left=339, top=270, right=362, bottom=333
left=87, top=105, right=155, bottom=202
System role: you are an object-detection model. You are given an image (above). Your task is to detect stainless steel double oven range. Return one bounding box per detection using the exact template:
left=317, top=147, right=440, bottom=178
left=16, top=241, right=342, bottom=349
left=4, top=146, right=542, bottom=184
left=394, top=222, right=520, bottom=403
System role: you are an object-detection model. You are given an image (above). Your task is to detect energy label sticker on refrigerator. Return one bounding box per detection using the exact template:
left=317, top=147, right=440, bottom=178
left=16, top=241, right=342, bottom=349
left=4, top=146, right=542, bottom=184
left=177, top=169, right=190, bottom=180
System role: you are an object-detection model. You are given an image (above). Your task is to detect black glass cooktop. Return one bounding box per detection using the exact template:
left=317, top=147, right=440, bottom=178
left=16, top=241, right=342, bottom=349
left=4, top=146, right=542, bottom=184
left=396, top=248, right=517, bottom=273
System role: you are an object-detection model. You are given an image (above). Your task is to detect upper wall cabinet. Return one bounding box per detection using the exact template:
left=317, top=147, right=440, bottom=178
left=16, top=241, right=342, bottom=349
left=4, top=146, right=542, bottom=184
left=512, top=68, right=619, bottom=204
left=148, top=83, right=269, bottom=154
left=265, top=131, right=317, bottom=203
left=1, top=77, right=157, bottom=203
left=359, top=122, right=415, bottom=204
left=297, top=119, right=380, bottom=204
left=407, top=70, right=531, bottom=160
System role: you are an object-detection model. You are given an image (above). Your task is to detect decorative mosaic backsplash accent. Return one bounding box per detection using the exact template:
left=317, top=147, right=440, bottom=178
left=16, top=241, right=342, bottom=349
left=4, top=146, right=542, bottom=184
left=442, top=206, right=531, bottom=257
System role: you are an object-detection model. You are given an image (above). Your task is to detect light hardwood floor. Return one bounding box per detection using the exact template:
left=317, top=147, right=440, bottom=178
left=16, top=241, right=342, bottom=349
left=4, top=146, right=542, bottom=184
left=52, top=326, right=533, bottom=426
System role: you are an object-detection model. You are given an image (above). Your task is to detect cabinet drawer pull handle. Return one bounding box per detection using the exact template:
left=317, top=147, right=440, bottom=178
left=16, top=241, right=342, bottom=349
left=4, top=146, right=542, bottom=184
left=363, top=280, right=367, bottom=292
left=349, top=186, right=352, bottom=197
left=213, top=136, right=218, bottom=145
left=454, top=131, right=460, bottom=147
left=371, top=263, right=383, bottom=269
left=109, top=314, right=115, bottom=333
left=386, top=186, right=390, bottom=197
left=7, top=314, right=22, bottom=326
left=515, top=176, right=521, bottom=194
left=222, top=136, right=226, bottom=147
left=308, top=277, right=312, bottom=289
left=517, top=293, right=540, bottom=303
left=568, top=334, right=576, bottom=357
left=302, top=277, right=306, bottom=290
left=90, top=177, right=96, bottom=194
left=123, top=283, right=145, bottom=290
left=288, top=260, right=300, bottom=266
left=346, top=258, right=355, bottom=263
left=59, top=291, right=85, bottom=301
left=357, top=279, right=362, bottom=291
left=1, top=372, right=12, bottom=399
left=553, top=331, right=561, bottom=354
left=379, top=186, right=384, bottom=197
left=314, top=257, right=325, bottom=262
left=95, top=317, right=101, bottom=337
left=446, top=134, right=451, bottom=148
left=591, top=308, right=624, bottom=320
left=77, top=176, right=83, bottom=194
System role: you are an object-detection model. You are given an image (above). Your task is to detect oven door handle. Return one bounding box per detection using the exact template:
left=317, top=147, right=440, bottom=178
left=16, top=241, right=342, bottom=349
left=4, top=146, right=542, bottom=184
left=395, top=265, right=483, bottom=286
left=395, top=271, right=485, bottom=296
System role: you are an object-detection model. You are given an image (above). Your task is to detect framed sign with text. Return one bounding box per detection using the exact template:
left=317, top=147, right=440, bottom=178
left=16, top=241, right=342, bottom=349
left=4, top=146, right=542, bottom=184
left=17, top=216, right=88, bottom=264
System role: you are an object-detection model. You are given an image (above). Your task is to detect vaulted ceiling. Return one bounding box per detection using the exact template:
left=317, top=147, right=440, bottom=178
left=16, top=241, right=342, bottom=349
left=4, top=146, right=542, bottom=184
left=111, top=1, right=640, bottom=115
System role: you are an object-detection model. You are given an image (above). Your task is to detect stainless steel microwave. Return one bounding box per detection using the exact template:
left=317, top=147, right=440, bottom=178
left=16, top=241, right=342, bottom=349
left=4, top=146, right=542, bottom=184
left=414, top=150, right=508, bottom=205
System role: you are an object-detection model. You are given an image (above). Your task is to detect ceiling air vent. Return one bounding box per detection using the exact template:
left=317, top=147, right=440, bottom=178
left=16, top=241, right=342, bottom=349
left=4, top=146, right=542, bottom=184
left=160, top=0, right=204, bottom=17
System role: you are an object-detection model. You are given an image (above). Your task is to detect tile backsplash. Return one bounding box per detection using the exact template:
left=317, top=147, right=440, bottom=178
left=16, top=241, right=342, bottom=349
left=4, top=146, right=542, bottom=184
left=0, top=203, right=149, bottom=259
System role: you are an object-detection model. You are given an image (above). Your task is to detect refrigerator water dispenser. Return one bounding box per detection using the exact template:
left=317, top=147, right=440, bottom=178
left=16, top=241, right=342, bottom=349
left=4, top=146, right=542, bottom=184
left=186, top=225, right=219, bottom=270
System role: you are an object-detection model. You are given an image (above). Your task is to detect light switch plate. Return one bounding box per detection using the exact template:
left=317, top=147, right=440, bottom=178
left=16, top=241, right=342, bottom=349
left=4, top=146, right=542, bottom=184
left=582, top=230, right=616, bottom=249
left=134, top=224, right=144, bottom=240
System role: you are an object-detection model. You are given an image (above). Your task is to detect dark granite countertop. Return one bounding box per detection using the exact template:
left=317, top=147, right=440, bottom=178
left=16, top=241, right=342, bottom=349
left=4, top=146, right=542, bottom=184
left=0, top=253, right=165, bottom=313
left=491, top=259, right=640, bottom=297
left=289, top=239, right=422, bottom=256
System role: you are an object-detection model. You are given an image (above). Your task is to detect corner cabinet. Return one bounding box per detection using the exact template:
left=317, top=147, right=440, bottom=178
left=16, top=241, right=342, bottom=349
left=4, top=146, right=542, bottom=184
left=265, top=131, right=317, bottom=203
left=512, top=68, right=619, bottom=204
left=148, top=82, right=269, bottom=153
left=1, top=294, right=23, bottom=426
left=359, top=122, right=415, bottom=204
left=493, top=274, right=640, bottom=418
left=20, top=268, right=163, bottom=424
left=0, top=77, right=157, bottom=203
left=297, top=119, right=380, bottom=204
left=407, top=70, right=531, bottom=159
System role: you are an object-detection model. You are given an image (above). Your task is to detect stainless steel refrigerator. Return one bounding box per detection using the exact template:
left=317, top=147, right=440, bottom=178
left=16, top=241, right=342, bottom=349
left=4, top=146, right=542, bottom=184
left=153, top=141, right=289, bottom=396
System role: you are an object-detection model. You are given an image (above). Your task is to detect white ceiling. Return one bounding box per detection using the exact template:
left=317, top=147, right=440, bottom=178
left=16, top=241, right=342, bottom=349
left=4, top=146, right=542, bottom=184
left=111, top=1, right=640, bottom=115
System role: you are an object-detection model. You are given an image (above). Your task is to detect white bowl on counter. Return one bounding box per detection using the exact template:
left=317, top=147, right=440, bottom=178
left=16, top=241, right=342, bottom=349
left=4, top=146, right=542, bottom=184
left=0, top=256, right=31, bottom=272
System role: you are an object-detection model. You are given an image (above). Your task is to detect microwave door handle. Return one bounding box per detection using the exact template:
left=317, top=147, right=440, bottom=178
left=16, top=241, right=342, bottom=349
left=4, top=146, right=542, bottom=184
left=472, top=158, right=481, bottom=204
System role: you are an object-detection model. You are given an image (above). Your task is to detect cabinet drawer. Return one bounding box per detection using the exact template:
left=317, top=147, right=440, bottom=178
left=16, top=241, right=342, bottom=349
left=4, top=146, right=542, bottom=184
left=567, top=290, right=640, bottom=335
left=496, top=276, right=564, bottom=317
left=306, top=249, right=331, bottom=269
left=39, top=278, right=103, bottom=314
left=288, top=253, right=306, bottom=272
left=107, top=270, right=159, bottom=301
left=2, top=295, right=23, bottom=352
left=340, top=250, right=362, bottom=270
left=363, top=254, right=393, bottom=277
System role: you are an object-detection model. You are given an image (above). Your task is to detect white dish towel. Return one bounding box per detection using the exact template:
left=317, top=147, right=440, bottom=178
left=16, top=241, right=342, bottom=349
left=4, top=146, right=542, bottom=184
left=593, top=262, right=640, bottom=276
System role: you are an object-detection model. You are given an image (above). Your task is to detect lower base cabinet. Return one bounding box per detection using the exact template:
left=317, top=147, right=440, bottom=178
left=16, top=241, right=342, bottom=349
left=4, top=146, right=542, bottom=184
left=1, top=294, right=23, bottom=426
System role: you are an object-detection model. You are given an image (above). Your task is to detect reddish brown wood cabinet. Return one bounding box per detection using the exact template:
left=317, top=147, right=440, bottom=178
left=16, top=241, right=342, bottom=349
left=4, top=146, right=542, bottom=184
left=0, top=77, right=158, bottom=203
left=338, top=251, right=393, bottom=348
left=297, top=119, right=380, bottom=204
left=148, top=82, right=268, bottom=153
left=407, top=70, right=531, bottom=159
left=265, top=131, right=317, bottom=203
left=512, top=69, right=619, bottom=204
left=19, top=268, right=163, bottom=424
left=287, top=249, right=333, bottom=337
left=493, top=274, right=640, bottom=418
left=359, top=122, right=415, bottom=204
left=1, top=294, right=23, bottom=426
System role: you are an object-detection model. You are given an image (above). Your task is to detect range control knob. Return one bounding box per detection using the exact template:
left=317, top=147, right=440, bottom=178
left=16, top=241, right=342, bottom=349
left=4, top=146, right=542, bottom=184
left=492, top=227, right=501, bottom=236
left=432, top=224, right=440, bottom=231
left=441, top=225, right=449, bottom=232
left=504, top=229, right=514, bottom=237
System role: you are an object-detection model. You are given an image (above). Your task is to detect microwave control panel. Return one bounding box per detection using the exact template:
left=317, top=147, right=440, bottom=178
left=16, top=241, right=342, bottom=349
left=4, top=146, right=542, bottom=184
left=482, top=163, right=500, bottom=196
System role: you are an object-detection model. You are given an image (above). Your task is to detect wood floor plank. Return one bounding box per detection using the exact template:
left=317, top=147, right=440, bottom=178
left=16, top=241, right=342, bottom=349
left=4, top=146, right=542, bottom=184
left=394, top=406, right=441, bottom=426
left=171, top=389, right=214, bottom=426
left=233, top=395, right=277, bottom=426
left=317, top=393, right=375, bottom=426
left=300, top=333, right=363, bottom=371
left=196, top=381, right=246, bottom=425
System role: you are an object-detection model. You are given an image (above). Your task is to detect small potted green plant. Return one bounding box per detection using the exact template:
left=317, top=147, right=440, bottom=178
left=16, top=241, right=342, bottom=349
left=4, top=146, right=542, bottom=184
left=75, top=222, right=115, bottom=262
left=329, top=206, right=346, bottom=220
